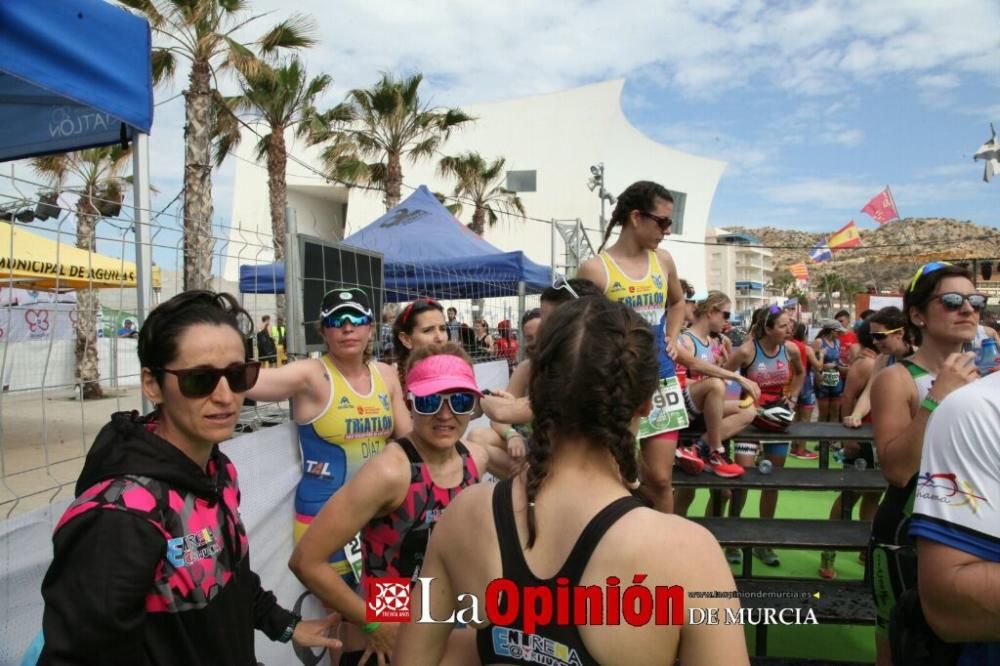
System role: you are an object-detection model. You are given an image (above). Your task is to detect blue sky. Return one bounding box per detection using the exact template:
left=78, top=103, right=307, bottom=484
left=4, top=0, right=999, bottom=262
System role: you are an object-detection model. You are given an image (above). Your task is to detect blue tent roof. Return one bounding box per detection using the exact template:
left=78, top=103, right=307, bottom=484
left=0, top=0, right=153, bottom=161
left=241, top=185, right=552, bottom=301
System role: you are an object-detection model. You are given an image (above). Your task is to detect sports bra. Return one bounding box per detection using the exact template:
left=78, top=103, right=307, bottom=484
left=361, top=438, right=479, bottom=581
left=476, top=479, right=643, bottom=666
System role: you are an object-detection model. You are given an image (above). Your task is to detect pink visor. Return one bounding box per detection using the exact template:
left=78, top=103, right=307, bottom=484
left=406, top=354, right=482, bottom=397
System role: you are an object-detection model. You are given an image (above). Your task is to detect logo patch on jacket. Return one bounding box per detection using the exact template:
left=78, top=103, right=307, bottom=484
left=166, top=528, right=222, bottom=567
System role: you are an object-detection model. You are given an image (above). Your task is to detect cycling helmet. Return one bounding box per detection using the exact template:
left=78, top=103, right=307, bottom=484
left=753, top=402, right=794, bottom=433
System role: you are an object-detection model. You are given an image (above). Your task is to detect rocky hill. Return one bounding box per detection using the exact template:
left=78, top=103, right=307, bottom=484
left=725, top=218, right=1000, bottom=292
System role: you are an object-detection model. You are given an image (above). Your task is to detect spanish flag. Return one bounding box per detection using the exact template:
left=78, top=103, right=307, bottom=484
left=828, top=220, right=861, bottom=251
left=790, top=263, right=809, bottom=281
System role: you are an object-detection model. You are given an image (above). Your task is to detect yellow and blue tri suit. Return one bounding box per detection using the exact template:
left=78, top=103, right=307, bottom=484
left=293, top=355, right=394, bottom=581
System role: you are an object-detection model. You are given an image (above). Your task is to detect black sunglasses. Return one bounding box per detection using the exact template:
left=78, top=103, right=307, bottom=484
left=937, top=292, right=988, bottom=312
left=159, top=362, right=261, bottom=398
left=640, top=211, right=673, bottom=231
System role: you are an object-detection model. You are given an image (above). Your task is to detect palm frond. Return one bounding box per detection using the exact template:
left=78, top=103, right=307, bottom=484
left=257, top=14, right=316, bottom=53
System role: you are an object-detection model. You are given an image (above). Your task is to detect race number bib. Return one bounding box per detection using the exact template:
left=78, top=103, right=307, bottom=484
left=637, top=376, right=689, bottom=439
left=344, top=532, right=364, bottom=583
left=821, top=368, right=840, bottom=387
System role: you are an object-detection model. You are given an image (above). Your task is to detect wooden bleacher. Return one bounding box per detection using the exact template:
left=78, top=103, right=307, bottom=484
left=674, top=421, right=882, bottom=661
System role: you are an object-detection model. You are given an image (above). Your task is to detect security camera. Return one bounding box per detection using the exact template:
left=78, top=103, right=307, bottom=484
left=590, top=165, right=601, bottom=176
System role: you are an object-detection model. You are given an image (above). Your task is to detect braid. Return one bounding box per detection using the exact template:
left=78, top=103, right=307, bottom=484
left=524, top=297, right=657, bottom=548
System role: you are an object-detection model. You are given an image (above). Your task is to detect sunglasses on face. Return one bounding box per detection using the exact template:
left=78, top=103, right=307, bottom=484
left=937, top=292, right=988, bottom=312
left=640, top=211, right=673, bottom=231
left=323, top=312, right=373, bottom=328
left=909, top=261, right=951, bottom=292
left=160, top=362, right=261, bottom=399
left=408, top=391, right=478, bottom=416
left=871, top=327, right=904, bottom=341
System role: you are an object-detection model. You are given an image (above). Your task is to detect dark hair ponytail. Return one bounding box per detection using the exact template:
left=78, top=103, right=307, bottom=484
left=597, top=180, right=674, bottom=252
left=524, top=296, right=658, bottom=547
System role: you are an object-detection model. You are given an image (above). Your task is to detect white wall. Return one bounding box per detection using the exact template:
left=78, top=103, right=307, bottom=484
left=227, top=79, right=727, bottom=290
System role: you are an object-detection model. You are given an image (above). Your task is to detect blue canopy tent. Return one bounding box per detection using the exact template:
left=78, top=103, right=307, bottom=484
left=240, top=185, right=552, bottom=302
left=0, top=0, right=155, bottom=325
left=0, top=0, right=153, bottom=161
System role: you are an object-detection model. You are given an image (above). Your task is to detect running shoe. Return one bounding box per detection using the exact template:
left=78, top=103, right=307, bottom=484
left=725, top=547, right=742, bottom=565
left=754, top=547, right=781, bottom=567
left=707, top=450, right=744, bottom=478
left=675, top=444, right=705, bottom=475
left=791, top=449, right=818, bottom=460
left=819, top=550, right=837, bottom=579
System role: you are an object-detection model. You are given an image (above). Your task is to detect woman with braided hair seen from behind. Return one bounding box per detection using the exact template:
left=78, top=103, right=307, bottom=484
left=577, top=180, right=691, bottom=514
left=395, top=297, right=748, bottom=666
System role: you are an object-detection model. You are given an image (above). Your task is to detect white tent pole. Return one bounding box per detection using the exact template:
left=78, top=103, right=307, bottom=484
left=132, top=132, right=153, bottom=413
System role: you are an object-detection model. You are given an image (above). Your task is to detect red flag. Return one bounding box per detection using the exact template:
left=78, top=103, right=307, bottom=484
left=861, top=186, right=899, bottom=224
left=828, top=221, right=862, bottom=250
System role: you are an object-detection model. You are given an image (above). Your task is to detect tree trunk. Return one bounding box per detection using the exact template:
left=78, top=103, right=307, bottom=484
left=75, top=200, right=103, bottom=400
left=385, top=151, right=402, bottom=211
left=470, top=205, right=486, bottom=236
left=267, top=126, right=288, bottom=321
left=183, top=60, right=215, bottom=291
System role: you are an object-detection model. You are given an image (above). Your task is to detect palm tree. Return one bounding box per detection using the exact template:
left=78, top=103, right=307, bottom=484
left=31, top=147, right=132, bottom=399
left=119, top=0, right=314, bottom=290
left=769, top=269, right=795, bottom=296
left=437, top=152, right=524, bottom=235
left=219, top=57, right=331, bottom=319
left=311, top=72, right=473, bottom=211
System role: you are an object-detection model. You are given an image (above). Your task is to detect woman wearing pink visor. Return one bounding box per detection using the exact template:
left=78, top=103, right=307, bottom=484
left=291, top=342, right=489, bottom=666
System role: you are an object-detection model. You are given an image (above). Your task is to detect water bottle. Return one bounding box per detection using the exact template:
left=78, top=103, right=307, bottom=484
left=976, top=338, right=999, bottom=376
left=757, top=459, right=774, bottom=475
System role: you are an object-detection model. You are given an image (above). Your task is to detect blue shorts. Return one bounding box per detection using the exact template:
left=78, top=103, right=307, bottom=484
left=816, top=381, right=844, bottom=399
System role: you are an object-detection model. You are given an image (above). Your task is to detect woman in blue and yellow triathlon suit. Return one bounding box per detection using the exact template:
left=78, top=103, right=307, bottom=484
left=247, top=288, right=411, bottom=583
left=577, top=180, right=689, bottom=514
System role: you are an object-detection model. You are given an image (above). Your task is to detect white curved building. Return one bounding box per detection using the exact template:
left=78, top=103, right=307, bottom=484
left=225, top=79, right=726, bottom=290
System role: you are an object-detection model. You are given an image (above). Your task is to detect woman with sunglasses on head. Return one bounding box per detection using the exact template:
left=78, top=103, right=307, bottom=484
left=39, top=291, right=340, bottom=666
left=868, top=262, right=982, bottom=666
left=392, top=297, right=449, bottom=389
left=290, top=343, right=489, bottom=666
left=576, top=180, right=688, bottom=514
left=246, top=288, right=410, bottom=587
left=724, top=304, right=805, bottom=568
left=842, top=307, right=913, bottom=429
left=395, top=297, right=747, bottom=666
left=813, top=319, right=848, bottom=426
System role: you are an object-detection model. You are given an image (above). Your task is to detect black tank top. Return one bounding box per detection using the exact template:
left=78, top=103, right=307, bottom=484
left=476, top=478, right=643, bottom=666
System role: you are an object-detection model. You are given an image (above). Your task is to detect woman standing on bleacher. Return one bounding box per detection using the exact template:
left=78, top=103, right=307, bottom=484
left=868, top=262, right=981, bottom=666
